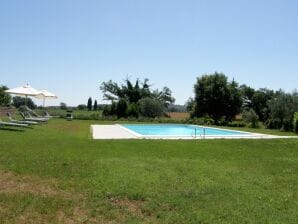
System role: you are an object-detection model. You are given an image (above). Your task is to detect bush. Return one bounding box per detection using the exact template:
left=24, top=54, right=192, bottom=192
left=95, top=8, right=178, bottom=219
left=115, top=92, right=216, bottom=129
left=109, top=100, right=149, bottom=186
left=184, top=117, right=215, bottom=126
left=102, top=105, right=111, bottom=116
left=13, top=96, right=37, bottom=109
left=127, top=103, right=139, bottom=117
left=110, top=101, right=117, bottom=115
left=102, top=102, right=117, bottom=117
left=243, top=109, right=259, bottom=128
left=116, top=98, right=128, bottom=118
left=294, top=112, right=298, bottom=133
left=139, top=97, right=164, bottom=118
left=227, top=121, right=246, bottom=127
left=74, top=112, right=101, bottom=120
left=294, top=120, right=298, bottom=134
left=77, top=104, right=87, bottom=110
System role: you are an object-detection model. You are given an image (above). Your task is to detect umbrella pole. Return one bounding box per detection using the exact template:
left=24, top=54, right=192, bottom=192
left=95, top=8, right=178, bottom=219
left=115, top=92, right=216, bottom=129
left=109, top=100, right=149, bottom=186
left=43, top=98, right=45, bottom=108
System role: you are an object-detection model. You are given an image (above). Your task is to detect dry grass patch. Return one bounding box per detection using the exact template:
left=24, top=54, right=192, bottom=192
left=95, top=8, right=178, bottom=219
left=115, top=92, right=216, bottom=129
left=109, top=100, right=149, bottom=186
left=0, top=170, right=70, bottom=198
left=106, top=194, right=160, bottom=223
left=108, top=197, right=145, bottom=218
left=0, top=171, right=109, bottom=224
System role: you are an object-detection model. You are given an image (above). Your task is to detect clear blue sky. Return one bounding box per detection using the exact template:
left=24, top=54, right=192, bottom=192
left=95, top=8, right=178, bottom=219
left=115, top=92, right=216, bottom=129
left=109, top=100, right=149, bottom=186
left=1, top=0, right=297, bottom=106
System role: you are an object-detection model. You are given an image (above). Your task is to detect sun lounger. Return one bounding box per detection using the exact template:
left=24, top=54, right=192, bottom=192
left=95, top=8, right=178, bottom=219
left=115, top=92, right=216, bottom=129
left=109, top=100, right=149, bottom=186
left=22, top=106, right=50, bottom=120
left=25, top=112, right=49, bottom=121
left=0, top=119, right=28, bottom=128
left=20, top=112, right=48, bottom=123
left=7, top=113, right=38, bottom=125
left=44, top=111, right=59, bottom=118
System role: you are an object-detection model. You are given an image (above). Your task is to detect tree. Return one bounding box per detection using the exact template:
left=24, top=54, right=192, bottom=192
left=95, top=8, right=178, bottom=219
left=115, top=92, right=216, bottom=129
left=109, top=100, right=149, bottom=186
left=240, top=84, right=255, bottom=110
left=12, top=96, right=37, bottom=109
left=186, top=97, right=195, bottom=113
left=100, top=78, right=175, bottom=107
left=251, top=88, right=274, bottom=122
left=266, top=92, right=298, bottom=131
left=116, top=98, right=128, bottom=118
left=139, top=97, right=164, bottom=118
left=87, top=97, right=92, bottom=111
left=60, top=102, right=67, bottom=110
left=77, top=104, right=87, bottom=110
left=192, top=73, right=242, bottom=122
left=152, top=87, right=175, bottom=107
left=226, top=79, right=243, bottom=120
left=0, top=85, right=11, bottom=106
left=93, top=100, right=98, bottom=111
left=100, top=78, right=151, bottom=103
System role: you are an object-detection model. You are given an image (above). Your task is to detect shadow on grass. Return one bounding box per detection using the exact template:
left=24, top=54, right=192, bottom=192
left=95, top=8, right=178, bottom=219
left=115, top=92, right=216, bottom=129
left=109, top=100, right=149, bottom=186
left=0, top=127, right=26, bottom=132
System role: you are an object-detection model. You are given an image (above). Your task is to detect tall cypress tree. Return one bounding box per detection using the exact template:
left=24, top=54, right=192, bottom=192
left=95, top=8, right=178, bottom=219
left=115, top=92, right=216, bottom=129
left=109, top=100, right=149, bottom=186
left=93, top=100, right=98, bottom=111
left=87, top=97, right=92, bottom=111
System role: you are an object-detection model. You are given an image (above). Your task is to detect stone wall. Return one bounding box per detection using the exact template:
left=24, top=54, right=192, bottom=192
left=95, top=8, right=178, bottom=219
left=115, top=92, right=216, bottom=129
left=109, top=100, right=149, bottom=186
left=0, top=107, right=16, bottom=117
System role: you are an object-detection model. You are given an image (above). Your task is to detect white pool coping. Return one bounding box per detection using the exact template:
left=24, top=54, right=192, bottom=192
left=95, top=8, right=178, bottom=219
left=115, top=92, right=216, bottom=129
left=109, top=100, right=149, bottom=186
left=91, top=124, right=298, bottom=140
left=90, top=125, right=138, bottom=139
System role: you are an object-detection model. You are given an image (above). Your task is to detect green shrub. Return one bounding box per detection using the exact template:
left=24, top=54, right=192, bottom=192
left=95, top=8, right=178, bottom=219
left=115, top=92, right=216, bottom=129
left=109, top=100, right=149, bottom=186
left=102, top=102, right=117, bottom=117
left=184, top=117, right=215, bottom=126
left=102, top=105, right=111, bottom=117
left=110, top=102, right=117, bottom=115
left=77, top=104, right=87, bottom=110
left=74, top=112, right=101, bottom=120
left=243, top=109, right=259, bottom=128
left=127, top=103, right=139, bottom=118
left=116, top=98, right=128, bottom=118
left=294, top=112, right=298, bottom=133
left=227, top=121, right=246, bottom=127
left=139, top=97, right=164, bottom=118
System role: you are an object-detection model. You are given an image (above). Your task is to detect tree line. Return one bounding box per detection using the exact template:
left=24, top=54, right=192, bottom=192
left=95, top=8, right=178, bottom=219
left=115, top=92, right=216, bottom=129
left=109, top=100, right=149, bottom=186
left=1, top=73, right=297, bottom=132
left=187, top=72, right=298, bottom=131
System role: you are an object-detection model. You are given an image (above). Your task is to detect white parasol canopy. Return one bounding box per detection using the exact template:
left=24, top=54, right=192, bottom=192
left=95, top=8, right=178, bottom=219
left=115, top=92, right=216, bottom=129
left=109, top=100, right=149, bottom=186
left=35, top=90, right=58, bottom=107
left=5, top=84, right=42, bottom=97
left=5, top=84, right=43, bottom=105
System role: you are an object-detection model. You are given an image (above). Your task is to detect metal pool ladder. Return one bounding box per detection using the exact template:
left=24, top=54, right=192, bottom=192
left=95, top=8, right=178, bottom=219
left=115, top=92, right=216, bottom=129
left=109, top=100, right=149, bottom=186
left=192, top=127, right=206, bottom=139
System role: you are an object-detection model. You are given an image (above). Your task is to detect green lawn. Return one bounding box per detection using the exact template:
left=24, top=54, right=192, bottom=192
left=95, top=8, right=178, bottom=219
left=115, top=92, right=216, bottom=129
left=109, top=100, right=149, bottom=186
left=0, top=119, right=297, bottom=223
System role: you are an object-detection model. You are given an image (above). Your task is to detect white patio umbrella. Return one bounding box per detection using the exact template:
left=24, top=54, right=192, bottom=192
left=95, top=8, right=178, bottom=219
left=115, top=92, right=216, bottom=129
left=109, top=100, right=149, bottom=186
left=5, top=84, right=42, bottom=105
left=35, top=90, right=58, bottom=107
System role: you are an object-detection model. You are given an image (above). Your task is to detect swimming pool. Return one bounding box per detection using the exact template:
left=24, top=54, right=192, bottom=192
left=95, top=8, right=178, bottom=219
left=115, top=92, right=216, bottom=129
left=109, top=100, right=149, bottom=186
left=121, top=124, right=252, bottom=138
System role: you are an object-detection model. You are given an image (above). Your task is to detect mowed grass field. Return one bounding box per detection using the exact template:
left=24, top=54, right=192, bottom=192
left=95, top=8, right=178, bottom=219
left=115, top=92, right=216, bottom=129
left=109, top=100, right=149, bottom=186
left=0, top=119, right=297, bottom=223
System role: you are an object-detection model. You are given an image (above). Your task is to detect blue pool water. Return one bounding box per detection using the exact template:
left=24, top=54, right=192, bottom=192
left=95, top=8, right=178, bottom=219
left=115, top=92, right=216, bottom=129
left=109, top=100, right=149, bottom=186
left=122, top=124, right=251, bottom=137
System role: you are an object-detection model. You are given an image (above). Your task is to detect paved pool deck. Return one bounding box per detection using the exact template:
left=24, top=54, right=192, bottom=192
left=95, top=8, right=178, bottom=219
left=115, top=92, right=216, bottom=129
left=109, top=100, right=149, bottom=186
left=91, top=124, right=298, bottom=140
